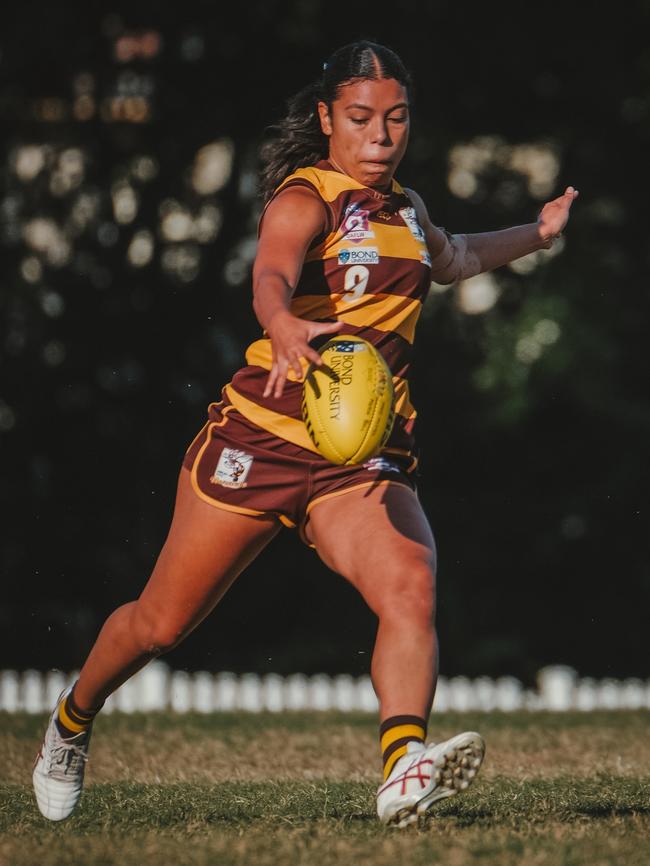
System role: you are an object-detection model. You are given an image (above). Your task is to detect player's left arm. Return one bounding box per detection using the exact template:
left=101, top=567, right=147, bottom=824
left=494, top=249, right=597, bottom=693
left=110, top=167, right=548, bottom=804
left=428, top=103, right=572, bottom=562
left=404, top=186, right=579, bottom=285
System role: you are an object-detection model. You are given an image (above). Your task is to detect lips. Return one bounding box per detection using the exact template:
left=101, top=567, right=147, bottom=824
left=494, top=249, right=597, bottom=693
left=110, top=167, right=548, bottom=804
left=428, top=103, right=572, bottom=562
left=363, top=160, right=392, bottom=171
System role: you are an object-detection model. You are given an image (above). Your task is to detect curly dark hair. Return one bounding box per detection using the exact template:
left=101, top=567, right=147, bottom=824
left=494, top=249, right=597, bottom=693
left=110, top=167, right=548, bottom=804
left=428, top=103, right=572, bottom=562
left=259, top=40, right=413, bottom=203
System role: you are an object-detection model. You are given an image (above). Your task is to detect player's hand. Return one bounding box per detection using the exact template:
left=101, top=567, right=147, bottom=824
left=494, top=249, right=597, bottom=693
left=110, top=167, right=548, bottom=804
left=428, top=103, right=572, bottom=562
left=537, top=186, right=579, bottom=247
left=263, top=310, right=343, bottom=399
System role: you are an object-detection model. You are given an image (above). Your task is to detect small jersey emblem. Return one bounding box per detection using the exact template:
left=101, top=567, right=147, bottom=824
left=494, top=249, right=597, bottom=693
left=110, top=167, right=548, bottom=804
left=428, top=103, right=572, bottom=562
left=338, top=247, right=379, bottom=265
left=398, top=206, right=426, bottom=242
left=210, top=448, right=253, bottom=489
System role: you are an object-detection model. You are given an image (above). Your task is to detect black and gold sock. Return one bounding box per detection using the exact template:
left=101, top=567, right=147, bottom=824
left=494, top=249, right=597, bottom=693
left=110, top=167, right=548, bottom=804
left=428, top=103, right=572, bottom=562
left=380, top=714, right=427, bottom=780
left=55, top=685, right=100, bottom=739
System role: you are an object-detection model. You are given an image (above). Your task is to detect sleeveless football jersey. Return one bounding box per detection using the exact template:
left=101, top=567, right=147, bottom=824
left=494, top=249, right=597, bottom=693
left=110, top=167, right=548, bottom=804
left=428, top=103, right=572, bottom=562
left=225, top=158, right=432, bottom=459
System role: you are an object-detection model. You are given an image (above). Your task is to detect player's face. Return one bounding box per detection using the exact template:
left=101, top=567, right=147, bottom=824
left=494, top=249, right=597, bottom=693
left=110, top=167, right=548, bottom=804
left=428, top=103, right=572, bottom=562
left=318, top=78, right=410, bottom=191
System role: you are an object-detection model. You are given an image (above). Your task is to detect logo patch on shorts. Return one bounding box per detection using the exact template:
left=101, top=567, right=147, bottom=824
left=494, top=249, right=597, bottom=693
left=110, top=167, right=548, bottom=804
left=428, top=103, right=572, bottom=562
left=363, top=456, right=400, bottom=473
left=210, top=448, right=253, bottom=489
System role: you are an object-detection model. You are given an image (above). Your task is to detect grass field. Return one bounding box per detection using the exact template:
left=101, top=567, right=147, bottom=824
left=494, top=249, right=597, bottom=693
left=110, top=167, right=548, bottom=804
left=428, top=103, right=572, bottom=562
left=2, top=710, right=649, bottom=865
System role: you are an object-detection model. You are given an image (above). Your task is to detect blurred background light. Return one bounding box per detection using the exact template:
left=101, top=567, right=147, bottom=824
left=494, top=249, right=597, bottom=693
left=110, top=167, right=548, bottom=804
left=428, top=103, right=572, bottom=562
left=23, top=218, right=71, bottom=266
left=49, top=148, right=85, bottom=197
left=20, top=256, right=43, bottom=284
left=70, top=190, right=101, bottom=234
left=161, top=243, right=201, bottom=283
left=12, top=145, right=48, bottom=182
left=127, top=229, right=154, bottom=267
left=456, top=273, right=500, bottom=315
left=39, top=290, right=65, bottom=318
left=42, top=340, right=67, bottom=366
left=160, top=200, right=194, bottom=242
left=448, top=137, right=560, bottom=201
left=130, top=155, right=158, bottom=182
left=112, top=181, right=139, bottom=224
left=114, top=30, right=162, bottom=63
left=191, top=140, right=234, bottom=195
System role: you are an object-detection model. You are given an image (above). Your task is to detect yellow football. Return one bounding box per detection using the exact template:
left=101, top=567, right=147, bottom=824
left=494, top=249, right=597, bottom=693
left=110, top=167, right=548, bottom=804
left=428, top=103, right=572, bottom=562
left=302, top=336, right=395, bottom=465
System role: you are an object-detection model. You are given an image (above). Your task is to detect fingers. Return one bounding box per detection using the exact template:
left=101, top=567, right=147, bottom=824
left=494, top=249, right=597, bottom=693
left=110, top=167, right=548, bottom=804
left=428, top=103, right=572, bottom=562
left=304, top=346, right=324, bottom=367
left=318, top=320, right=345, bottom=334
left=271, top=359, right=289, bottom=399
left=264, top=355, right=304, bottom=399
left=265, top=319, right=344, bottom=397
left=288, top=350, right=304, bottom=382
left=303, top=321, right=344, bottom=366
left=263, top=364, right=278, bottom=398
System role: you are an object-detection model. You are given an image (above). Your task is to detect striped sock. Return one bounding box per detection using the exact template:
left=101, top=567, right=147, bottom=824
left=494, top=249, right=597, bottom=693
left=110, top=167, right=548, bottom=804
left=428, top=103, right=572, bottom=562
left=55, top=684, right=100, bottom=739
left=380, top=714, right=427, bottom=780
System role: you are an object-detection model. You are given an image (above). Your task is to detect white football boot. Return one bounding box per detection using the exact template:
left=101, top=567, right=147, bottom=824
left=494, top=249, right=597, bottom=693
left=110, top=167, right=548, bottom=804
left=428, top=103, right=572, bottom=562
left=377, top=731, right=485, bottom=827
left=32, top=687, right=92, bottom=821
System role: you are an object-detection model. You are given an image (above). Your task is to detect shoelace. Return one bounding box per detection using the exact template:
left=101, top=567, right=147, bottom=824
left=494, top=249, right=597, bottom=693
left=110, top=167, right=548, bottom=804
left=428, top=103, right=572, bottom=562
left=47, top=740, right=89, bottom=782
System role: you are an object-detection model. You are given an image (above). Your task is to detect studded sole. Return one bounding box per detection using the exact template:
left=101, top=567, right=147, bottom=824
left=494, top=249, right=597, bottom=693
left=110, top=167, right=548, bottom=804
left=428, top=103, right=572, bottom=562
left=388, top=732, right=485, bottom=828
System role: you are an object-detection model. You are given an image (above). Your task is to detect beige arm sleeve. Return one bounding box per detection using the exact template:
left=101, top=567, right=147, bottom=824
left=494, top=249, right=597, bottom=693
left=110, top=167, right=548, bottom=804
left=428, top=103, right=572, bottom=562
left=429, top=230, right=482, bottom=284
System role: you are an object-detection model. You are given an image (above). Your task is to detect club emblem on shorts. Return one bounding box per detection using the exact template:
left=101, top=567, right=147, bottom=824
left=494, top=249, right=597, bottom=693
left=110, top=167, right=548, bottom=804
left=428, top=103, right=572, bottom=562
left=210, top=448, right=254, bottom=489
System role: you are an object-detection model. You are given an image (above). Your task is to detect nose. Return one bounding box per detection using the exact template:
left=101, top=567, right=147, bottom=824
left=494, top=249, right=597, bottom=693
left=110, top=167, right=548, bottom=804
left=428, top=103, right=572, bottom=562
left=370, top=117, right=391, bottom=146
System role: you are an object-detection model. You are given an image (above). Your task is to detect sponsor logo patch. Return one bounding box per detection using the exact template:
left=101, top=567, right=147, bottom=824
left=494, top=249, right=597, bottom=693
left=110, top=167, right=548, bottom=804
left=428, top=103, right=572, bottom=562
left=343, top=203, right=375, bottom=243
left=338, top=247, right=379, bottom=265
left=332, top=340, right=367, bottom=353
left=210, top=447, right=254, bottom=489
left=399, top=206, right=426, bottom=242
left=363, top=456, right=401, bottom=473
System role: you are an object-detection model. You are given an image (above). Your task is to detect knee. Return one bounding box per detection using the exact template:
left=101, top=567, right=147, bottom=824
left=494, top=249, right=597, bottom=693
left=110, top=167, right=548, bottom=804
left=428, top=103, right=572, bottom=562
left=130, top=604, right=185, bottom=656
left=373, top=561, right=437, bottom=627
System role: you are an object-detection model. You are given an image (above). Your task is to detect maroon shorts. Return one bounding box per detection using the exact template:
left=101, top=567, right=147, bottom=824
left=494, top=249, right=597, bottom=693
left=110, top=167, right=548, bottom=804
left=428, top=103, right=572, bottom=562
left=182, top=399, right=418, bottom=545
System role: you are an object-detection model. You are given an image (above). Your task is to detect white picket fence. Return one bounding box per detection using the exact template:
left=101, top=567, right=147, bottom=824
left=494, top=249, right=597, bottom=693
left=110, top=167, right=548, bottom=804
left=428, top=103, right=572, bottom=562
left=0, top=663, right=648, bottom=714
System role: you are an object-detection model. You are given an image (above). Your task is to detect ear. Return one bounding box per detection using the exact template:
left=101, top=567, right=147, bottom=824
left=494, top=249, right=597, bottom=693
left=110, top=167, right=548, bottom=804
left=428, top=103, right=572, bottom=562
left=317, top=101, right=332, bottom=136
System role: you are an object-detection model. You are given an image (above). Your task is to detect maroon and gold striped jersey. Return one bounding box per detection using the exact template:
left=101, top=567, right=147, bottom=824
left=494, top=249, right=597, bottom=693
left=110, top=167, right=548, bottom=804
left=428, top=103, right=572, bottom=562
left=226, top=159, right=432, bottom=460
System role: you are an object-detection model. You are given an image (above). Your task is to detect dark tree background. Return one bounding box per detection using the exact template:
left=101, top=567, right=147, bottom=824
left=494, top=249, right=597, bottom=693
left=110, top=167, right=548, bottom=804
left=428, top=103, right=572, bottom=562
left=1, top=1, right=647, bottom=684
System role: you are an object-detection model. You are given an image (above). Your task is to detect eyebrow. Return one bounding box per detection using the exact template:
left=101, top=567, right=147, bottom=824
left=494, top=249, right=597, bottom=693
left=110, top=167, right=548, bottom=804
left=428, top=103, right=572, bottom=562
left=345, top=102, right=409, bottom=112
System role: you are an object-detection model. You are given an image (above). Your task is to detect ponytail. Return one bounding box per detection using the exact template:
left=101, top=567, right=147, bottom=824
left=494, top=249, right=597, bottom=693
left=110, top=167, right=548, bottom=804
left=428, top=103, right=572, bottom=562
left=258, top=81, right=327, bottom=204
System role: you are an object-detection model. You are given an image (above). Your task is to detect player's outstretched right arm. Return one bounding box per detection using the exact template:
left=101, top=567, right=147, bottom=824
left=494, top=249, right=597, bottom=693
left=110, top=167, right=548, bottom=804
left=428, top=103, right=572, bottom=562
left=253, top=186, right=343, bottom=399
left=405, top=185, right=579, bottom=285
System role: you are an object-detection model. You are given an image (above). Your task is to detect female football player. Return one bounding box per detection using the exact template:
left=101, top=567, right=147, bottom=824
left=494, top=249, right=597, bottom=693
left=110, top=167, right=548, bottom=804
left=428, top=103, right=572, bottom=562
left=34, top=40, right=578, bottom=827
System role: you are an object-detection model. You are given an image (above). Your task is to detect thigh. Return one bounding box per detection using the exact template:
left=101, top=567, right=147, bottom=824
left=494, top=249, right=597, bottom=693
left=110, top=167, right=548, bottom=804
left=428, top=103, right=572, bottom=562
left=306, top=482, right=436, bottom=612
left=136, top=465, right=280, bottom=636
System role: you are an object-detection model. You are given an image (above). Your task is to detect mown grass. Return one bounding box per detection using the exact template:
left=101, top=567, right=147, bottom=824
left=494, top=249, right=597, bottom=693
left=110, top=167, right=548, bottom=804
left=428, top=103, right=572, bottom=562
left=1, top=711, right=649, bottom=866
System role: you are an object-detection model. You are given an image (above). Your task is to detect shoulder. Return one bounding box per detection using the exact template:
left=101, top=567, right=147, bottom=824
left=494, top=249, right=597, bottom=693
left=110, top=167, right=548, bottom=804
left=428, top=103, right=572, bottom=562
left=260, top=164, right=342, bottom=239
left=402, top=187, right=431, bottom=227
left=258, top=179, right=329, bottom=243
left=275, top=165, right=337, bottom=201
